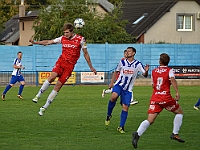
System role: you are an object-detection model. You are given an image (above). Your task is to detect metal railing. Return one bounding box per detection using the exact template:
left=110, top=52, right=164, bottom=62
left=0, top=71, right=114, bottom=86
left=3, top=65, right=199, bottom=86
left=0, top=71, right=37, bottom=86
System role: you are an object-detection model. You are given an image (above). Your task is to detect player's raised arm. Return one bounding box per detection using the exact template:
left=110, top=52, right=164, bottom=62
left=29, top=38, right=55, bottom=45
left=142, top=64, right=149, bottom=77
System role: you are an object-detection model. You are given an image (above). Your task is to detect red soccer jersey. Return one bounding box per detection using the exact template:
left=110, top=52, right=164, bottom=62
left=53, top=34, right=86, bottom=65
left=150, top=66, right=174, bottom=102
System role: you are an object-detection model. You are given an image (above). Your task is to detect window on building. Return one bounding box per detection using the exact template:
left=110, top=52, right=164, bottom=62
left=176, top=14, right=195, bottom=31
left=132, top=13, right=148, bottom=25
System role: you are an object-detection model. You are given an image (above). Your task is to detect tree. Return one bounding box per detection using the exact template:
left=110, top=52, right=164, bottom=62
left=32, top=0, right=133, bottom=43
left=108, top=0, right=123, bottom=6
left=0, top=0, right=20, bottom=31
left=0, top=0, right=50, bottom=32
left=26, top=0, right=50, bottom=11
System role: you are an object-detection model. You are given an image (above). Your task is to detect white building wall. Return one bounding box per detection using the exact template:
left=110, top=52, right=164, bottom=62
left=144, top=1, right=200, bottom=44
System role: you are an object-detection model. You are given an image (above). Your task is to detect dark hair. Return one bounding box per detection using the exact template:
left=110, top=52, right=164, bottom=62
left=127, top=47, right=136, bottom=53
left=160, top=53, right=170, bottom=66
left=124, top=49, right=127, bottom=53
left=63, top=23, right=74, bottom=32
left=17, top=51, right=22, bottom=55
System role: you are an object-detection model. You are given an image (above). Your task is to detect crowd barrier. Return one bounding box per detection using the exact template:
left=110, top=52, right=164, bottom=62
left=0, top=71, right=113, bottom=86
left=1, top=64, right=199, bottom=86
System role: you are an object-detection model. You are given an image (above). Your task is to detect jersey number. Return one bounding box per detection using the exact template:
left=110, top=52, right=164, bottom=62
left=156, top=77, right=163, bottom=90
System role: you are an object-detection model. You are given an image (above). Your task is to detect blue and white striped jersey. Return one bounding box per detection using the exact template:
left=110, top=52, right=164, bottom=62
left=115, top=59, right=146, bottom=92
left=12, top=58, right=22, bottom=76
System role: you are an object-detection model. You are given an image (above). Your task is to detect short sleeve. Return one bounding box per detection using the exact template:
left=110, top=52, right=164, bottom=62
left=13, top=58, right=18, bottom=65
left=115, top=61, right=122, bottom=72
left=151, top=73, right=153, bottom=85
left=169, top=68, right=175, bottom=78
left=138, top=62, right=146, bottom=74
left=80, top=37, right=87, bottom=49
left=53, top=36, right=62, bottom=43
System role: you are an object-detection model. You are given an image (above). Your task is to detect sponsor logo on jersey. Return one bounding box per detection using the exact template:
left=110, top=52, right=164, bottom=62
left=155, top=91, right=167, bottom=95
left=166, top=105, right=176, bottom=111
left=149, top=105, right=155, bottom=110
left=123, top=69, right=134, bottom=74
left=155, top=68, right=167, bottom=74
left=63, top=44, right=76, bottom=48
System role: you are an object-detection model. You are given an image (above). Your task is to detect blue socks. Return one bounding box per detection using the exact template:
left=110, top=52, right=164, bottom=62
left=3, top=84, right=24, bottom=96
left=107, top=100, right=116, bottom=116
left=107, top=100, right=128, bottom=128
left=3, top=84, right=12, bottom=95
left=195, top=98, right=200, bottom=107
left=18, top=84, right=24, bottom=95
left=120, top=110, right=128, bottom=127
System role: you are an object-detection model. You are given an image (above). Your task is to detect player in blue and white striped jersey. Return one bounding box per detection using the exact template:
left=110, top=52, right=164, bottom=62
left=102, top=50, right=138, bottom=105
left=1, top=51, right=25, bottom=100
left=105, top=47, right=149, bottom=133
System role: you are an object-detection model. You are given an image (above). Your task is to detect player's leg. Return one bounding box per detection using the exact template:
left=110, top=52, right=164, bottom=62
left=138, top=113, right=158, bottom=134
left=38, top=63, right=73, bottom=116
left=105, top=85, right=121, bottom=125
left=130, top=91, right=133, bottom=102
left=117, top=104, right=128, bottom=133
left=130, top=91, right=138, bottom=105
left=102, top=88, right=112, bottom=98
left=105, top=88, right=112, bottom=94
left=132, top=113, right=158, bottom=148
left=2, top=76, right=17, bottom=100
left=194, top=98, right=200, bottom=110
left=33, top=61, right=62, bottom=103
left=38, top=79, right=63, bottom=116
left=38, top=80, right=63, bottom=116
left=170, top=104, right=185, bottom=142
left=105, top=92, right=118, bottom=125
left=17, top=76, right=25, bottom=99
left=132, top=102, right=163, bottom=148
left=32, top=72, right=57, bottom=103
left=117, top=90, right=131, bottom=133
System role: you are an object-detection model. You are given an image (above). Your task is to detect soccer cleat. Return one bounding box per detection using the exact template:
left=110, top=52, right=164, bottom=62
left=17, top=95, right=23, bottom=99
left=32, top=96, right=39, bottom=103
left=117, top=127, right=125, bottom=134
left=170, top=133, right=185, bottom=143
left=132, top=132, right=140, bottom=148
left=130, top=100, right=139, bottom=105
left=38, top=107, right=46, bottom=116
left=2, top=94, right=5, bottom=101
left=105, top=115, right=112, bottom=126
left=193, top=106, right=199, bottom=110
left=102, top=89, right=105, bottom=98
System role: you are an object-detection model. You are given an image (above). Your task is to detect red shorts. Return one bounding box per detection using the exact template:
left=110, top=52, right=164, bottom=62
left=52, top=60, right=75, bottom=84
left=148, top=97, right=180, bottom=114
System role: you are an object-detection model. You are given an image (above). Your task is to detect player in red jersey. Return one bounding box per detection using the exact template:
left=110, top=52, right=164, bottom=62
left=29, top=23, right=96, bottom=116
left=132, top=53, right=185, bottom=148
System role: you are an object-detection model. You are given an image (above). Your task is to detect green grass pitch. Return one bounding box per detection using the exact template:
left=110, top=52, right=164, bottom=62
left=0, top=85, right=199, bottom=150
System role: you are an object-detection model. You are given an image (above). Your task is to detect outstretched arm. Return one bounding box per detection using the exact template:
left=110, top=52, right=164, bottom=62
left=29, top=38, right=55, bottom=45
left=82, top=48, right=97, bottom=75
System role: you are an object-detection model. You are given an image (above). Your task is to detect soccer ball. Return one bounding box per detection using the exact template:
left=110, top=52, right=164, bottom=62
left=74, top=18, right=85, bottom=29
